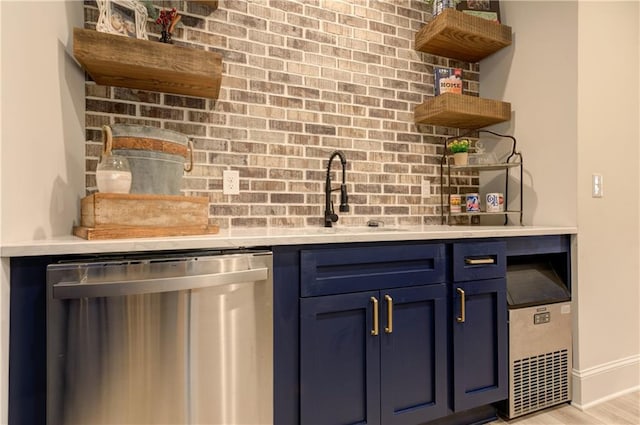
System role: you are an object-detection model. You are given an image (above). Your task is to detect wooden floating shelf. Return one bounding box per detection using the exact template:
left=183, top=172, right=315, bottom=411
left=73, top=28, right=223, bottom=99
left=414, top=93, right=510, bottom=129
left=415, top=8, right=512, bottom=62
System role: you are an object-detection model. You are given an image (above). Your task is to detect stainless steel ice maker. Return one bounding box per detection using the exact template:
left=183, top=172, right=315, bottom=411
left=500, top=260, right=572, bottom=419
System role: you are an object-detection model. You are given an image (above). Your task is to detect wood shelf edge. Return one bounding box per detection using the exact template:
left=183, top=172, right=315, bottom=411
left=415, top=9, right=512, bottom=62
left=73, top=28, right=223, bottom=99
left=414, top=94, right=511, bottom=129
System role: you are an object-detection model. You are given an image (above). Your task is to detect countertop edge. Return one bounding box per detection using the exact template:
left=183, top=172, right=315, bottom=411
left=1, top=226, right=578, bottom=257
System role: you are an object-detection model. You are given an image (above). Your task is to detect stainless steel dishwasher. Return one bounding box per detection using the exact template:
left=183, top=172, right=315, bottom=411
left=46, top=250, right=273, bottom=425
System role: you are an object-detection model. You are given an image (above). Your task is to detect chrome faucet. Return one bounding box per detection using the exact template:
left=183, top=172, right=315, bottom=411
left=324, top=150, right=349, bottom=227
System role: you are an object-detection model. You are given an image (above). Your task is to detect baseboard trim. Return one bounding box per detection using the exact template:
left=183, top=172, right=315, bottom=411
left=571, top=354, right=640, bottom=409
left=573, top=354, right=640, bottom=379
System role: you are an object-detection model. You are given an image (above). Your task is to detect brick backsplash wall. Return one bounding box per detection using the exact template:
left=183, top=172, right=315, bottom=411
left=83, top=0, right=479, bottom=229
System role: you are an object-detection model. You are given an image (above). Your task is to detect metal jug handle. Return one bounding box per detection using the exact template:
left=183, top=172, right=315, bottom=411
left=101, top=125, right=113, bottom=157
left=184, top=139, right=194, bottom=172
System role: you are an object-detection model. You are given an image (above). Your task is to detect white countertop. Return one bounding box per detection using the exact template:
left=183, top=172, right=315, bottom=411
left=0, top=225, right=577, bottom=257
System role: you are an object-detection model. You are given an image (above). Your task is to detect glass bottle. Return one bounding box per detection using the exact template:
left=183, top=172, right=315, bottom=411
left=96, top=154, right=132, bottom=194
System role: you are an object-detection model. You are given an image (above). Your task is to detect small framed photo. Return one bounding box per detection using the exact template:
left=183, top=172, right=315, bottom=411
left=456, top=0, right=501, bottom=23
left=96, top=0, right=148, bottom=39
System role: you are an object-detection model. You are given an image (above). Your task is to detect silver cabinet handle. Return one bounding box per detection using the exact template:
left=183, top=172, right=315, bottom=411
left=384, top=294, right=393, bottom=334
left=371, top=297, right=379, bottom=336
left=456, top=287, right=466, bottom=323
left=53, top=268, right=269, bottom=300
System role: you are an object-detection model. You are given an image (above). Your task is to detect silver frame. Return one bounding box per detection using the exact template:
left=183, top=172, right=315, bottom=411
left=96, top=0, right=148, bottom=39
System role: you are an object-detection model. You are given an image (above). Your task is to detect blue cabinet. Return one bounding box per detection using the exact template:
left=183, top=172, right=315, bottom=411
left=380, top=285, right=447, bottom=424
left=452, top=278, right=508, bottom=411
left=300, top=290, right=381, bottom=425
left=451, top=241, right=508, bottom=412
left=275, top=238, right=518, bottom=425
left=299, top=244, right=448, bottom=425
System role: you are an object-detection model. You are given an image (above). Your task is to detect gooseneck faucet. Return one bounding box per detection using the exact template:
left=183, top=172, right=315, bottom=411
left=324, top=150, right=349, bottom=227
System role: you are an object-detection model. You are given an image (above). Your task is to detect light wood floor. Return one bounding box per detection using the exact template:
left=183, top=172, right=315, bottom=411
left=489, top=391, right=639, bottom=425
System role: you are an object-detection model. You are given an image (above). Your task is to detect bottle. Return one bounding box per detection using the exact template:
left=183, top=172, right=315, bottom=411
left=96, top=154, right=132, bottom=194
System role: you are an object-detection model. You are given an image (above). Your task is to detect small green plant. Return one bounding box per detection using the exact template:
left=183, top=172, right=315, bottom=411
left=449, top=139, right=469, bottom=153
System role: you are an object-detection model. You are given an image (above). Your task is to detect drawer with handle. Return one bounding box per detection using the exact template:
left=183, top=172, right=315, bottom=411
left=300, top=243, right=446, bottom=297
left=452, top=241, right=506, bottom=282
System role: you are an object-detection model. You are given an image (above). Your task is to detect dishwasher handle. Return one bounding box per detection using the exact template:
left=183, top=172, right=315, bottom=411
left=53, top=268, right=269, bottom=300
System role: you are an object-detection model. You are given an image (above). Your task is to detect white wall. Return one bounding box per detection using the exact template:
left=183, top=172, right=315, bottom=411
left=573, top=0, right=640, bottom=407
left=0, top=1, right=85, bottom=421
left=480, top=1, right=578, bottom=227
left=0, top=0, right=85, bottom=243
left=484, top=0, right=639, bottom=408
left=0, top=3, right=4, bottom=422
left=0, top=0, right=3, bottom=248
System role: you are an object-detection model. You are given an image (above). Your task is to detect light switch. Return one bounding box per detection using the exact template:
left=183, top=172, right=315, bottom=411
left=592, top=174, right=603, bottom=198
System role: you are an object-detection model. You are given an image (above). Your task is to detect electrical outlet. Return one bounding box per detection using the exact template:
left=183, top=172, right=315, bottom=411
left=422, top=179, right=431, bottom=198
left=592, top=174, right=603, bottom=198
left=223, top=170, right=240, bottom=195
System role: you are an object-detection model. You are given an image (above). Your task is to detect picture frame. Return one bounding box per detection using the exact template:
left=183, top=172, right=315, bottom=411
left=456, top=0, right=501, bottom=23
left=96, top=0, right=148, bottom=39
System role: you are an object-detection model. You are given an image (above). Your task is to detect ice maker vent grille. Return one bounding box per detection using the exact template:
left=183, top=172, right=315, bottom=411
left=512, top=349, right=569, bottom=416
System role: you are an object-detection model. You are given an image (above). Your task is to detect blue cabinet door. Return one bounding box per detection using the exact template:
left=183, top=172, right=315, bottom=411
left=300, top=285, right=447, bottom=425
left=300, top=291, right=381, bottom=425
left=380, top=284, right=448, bottom=425
left=452, top=278, right=508, bottom=411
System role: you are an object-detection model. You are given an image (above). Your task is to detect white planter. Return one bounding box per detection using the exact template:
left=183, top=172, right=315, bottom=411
left=453, top=152, right=468, bottom=166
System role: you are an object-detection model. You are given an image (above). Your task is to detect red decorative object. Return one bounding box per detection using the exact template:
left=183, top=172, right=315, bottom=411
left=156, top=7, right=181, bottom=43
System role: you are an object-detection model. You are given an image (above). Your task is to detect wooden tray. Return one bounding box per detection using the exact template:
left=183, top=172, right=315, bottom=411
left=74, top=193, right=218, bottom=240
left=73, top=224, right=219, bottom=240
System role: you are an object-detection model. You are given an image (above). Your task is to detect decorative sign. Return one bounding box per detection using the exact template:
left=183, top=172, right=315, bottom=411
left=456, top=0, right=501, bottom=23
left=96, top=0, right=148, bottom=39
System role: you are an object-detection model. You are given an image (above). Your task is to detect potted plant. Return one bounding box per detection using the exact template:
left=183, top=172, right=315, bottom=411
left=449, top=139, right=470, bottom=165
